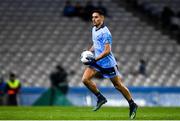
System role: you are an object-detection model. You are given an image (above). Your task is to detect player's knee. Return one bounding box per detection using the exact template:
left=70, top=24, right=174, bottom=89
left=82, top=77, right=90, bottom=84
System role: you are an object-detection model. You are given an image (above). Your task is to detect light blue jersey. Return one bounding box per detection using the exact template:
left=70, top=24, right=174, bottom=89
left=92, top=25, right=117, bottom=68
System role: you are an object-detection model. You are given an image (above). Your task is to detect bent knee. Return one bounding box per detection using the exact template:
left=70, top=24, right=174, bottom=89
left=82, top=77, right=90, bottom=84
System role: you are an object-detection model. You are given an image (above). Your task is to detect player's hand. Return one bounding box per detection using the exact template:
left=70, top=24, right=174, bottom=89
left=84, top=57, right=96, bottom=65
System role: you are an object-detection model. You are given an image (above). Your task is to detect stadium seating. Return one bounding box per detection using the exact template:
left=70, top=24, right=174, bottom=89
left=137, top=0, right=180, bottom=13
left=0, top=0, right=179, bottom=87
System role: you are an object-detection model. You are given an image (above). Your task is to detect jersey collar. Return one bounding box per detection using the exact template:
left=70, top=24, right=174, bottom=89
left=95, top=23, right=105, bottom=31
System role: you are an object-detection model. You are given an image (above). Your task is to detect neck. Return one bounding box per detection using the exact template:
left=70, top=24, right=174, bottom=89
left=96, top=22, right=103, bottom=29
left=95, top=23, right=104, bottom=31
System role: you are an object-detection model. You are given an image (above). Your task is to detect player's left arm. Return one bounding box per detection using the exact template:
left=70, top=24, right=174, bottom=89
left=95, top=43, right=110, bottom=61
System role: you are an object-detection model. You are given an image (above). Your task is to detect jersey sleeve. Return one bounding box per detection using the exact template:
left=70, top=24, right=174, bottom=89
left=102, top=33, right=112, bottom=44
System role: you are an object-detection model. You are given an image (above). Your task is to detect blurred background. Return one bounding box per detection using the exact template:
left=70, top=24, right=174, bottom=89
left=0, top=0, right=180, bottom=107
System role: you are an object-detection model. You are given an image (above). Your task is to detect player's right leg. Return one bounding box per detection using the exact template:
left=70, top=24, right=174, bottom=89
left=82, top=67, right=107, bottom=111
left=82, top=67, right=99, bottom=94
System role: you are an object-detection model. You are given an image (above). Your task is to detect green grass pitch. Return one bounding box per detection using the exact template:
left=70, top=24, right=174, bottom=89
left=0, top=106, right=180, bottom=120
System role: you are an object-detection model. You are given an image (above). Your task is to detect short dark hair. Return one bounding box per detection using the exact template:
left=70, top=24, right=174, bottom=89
left=92, top=9, right=104, bottom=16
left=56, top=65, right=63, bottom=70
left=10, top=72, right=16, bottom=78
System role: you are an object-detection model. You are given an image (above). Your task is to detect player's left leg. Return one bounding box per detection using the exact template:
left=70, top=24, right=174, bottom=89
left=110, top=76, right=138, bottom=119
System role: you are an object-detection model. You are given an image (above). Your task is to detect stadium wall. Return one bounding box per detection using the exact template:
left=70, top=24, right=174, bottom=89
left=19, top=87, right=180, bottom=106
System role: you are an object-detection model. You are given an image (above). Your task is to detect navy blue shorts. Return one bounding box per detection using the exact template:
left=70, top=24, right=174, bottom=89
left=90, top=65, right=122, bottom=78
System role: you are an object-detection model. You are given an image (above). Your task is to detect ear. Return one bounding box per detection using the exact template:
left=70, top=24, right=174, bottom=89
left=101, top=15, right=105, bottom=20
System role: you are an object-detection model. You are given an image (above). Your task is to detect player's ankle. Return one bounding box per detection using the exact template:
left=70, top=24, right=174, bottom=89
left=128, top=99, right=135, bottom=106
left=95, top=92, right=104, bottom=98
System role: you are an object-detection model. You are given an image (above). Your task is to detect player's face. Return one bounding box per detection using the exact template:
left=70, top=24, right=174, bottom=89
left=92, top=12, right=104, bottom=27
